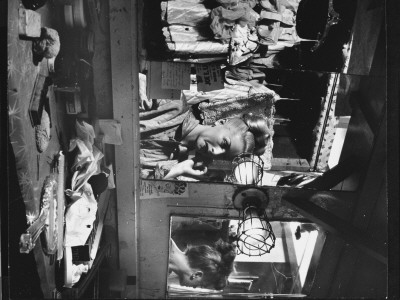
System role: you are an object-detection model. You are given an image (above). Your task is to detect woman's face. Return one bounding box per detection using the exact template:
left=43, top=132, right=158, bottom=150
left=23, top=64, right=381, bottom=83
left=195, top=125, right=244, bottom=159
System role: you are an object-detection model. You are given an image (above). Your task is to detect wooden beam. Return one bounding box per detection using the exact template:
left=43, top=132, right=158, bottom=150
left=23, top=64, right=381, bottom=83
left=347, top=0, right=384, bottom=75
left=353, top=91, right=382, bottom=135
left=352, top=110, right=386, bottom=229
left=109, top=1, right=140, bottom=298
left=277, top=188, right=357, bottom=222
left=327, top=243, right=362, bottom=298
left=281, top=222, right=302, bottom=293
left=308, top=235, right=347, bottom=298
left=207, top=158, right=311, bottom=172
left=387, top=0, right=400, bottom=295
left=303, top=156, right=360, bottom=190
left=270, top=158, right=310, bottom=172
left=301, top=231, right=326, bottom=295
left=282, top=193, right=387, bottom=264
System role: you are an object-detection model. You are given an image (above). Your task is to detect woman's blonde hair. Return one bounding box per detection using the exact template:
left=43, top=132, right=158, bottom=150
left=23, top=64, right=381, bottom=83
left=224, top=114, right=272, bottom=157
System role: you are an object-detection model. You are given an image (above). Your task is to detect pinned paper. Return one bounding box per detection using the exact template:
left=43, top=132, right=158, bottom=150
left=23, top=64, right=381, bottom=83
left=195, top=64, right=224, bottom=92
left=97, top=119, right=123, bottom=145
left=140, top=181, right=188, bottom=199
left=146, top=61, right=181, bottom=100
left=161, top=62, right=191, bottom=90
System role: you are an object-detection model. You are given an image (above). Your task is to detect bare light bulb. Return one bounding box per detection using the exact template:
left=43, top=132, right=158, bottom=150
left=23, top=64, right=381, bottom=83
left=237, top=207, right=275, bottom=255
left=233, top=162, right=259, bottom=185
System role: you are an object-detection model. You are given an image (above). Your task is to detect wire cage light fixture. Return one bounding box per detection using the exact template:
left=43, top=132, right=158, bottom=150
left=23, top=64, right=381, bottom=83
left=236, top=205, right=276, bottom=256
left=231, top=153, right=264, bottom=186
left=232, top=187, right=276, bottom=256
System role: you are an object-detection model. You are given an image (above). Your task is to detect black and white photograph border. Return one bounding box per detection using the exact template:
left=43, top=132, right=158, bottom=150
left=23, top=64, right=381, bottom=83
left=3, top=0, right=399, bottom=299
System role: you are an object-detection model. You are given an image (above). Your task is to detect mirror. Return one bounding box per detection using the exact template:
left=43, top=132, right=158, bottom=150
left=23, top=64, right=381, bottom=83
left=139, top=65, right=385, bottom=189
left=141, top=0, right=383, bottom=75
left=166, top=215, right=326, bottom=298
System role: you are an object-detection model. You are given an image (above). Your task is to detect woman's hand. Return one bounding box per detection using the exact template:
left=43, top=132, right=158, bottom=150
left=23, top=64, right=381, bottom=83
left=164, top=159, right=208, bottom=180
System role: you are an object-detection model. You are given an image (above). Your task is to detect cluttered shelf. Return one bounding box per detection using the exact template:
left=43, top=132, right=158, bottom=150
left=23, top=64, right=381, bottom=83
left=7, top=0, right=117, bottom=298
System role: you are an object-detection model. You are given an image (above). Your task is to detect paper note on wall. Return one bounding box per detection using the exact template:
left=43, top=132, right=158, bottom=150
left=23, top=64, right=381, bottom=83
left=146, top=61, right=181, bottom=99
left=161, top=62, right=191, bottom=90
left=195, top=64, right=224, bottom=92
left=97, top=119, right=123, bottom=145
left=140, top=180, right=189, bottom=199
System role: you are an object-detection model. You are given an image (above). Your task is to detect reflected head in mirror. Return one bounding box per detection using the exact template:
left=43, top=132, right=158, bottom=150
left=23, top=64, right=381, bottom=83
left=169, top=238, right=236, bottom=290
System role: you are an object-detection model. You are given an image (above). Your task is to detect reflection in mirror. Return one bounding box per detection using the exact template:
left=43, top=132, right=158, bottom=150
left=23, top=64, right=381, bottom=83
left=142, top=0, right=367, bottom=74
left=139, top=60, right=384, bottom=190
left=167, top=216, right=325, bottom=298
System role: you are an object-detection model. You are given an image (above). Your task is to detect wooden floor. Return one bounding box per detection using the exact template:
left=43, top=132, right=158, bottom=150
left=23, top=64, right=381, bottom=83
left=7, top=1, right=120, bottom=298
left=7, top=1, right=71, bottom=298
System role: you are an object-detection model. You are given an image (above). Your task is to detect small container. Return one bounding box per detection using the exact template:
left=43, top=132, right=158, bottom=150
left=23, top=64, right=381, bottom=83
left=65, top=91, right=82, bottom=114
left=54, top=86, right=82, bottom=114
